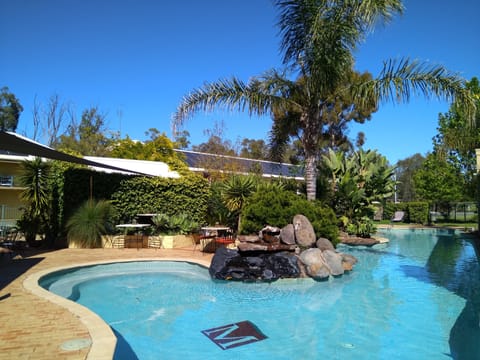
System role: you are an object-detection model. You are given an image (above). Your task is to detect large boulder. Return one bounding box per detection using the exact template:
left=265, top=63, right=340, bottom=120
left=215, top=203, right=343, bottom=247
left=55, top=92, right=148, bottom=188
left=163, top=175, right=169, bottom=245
left=260, top=226, right=281, bottom=244
left=280, top=224, right=296, bottom=245
left=299, top=248, right=330, bottom=280
left=237, top=234, right=260, bottom=243
left=316, top=237, right=335, bottom=251
left=209, top=247, right=242, bottom=279
left=322, top=249, right=344, bottom=276
left=293, top=214, right=316, bottom=247
left=340, top=253, right=358, bottom=272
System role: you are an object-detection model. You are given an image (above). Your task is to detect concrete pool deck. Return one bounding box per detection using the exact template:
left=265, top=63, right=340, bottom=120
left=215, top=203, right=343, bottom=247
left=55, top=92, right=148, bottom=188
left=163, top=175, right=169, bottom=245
left=0, top=246, right=213, bottom=360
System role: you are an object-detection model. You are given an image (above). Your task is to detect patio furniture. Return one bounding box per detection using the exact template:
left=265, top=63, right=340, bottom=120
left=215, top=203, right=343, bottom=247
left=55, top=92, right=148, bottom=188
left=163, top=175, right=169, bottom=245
left=391, top=211, right=405, bottom=222
left=200, top=226, right=234, bottom=253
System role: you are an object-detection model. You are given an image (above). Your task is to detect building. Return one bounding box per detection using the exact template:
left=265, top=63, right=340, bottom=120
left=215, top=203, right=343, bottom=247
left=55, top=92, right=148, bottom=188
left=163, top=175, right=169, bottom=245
left=174, top=149, right=304, bottom=180
left=0, top=153, right=30, bottom=228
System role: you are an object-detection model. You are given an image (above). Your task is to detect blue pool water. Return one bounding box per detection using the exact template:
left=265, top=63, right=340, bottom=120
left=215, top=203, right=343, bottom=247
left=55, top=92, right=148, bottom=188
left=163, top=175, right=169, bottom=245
left=41, top=229, right=480, bottom=359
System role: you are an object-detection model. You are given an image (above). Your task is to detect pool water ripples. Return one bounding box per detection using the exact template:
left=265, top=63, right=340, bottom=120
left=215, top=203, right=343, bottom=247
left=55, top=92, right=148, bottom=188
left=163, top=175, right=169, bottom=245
left=40, top=229, right=480, bottom=359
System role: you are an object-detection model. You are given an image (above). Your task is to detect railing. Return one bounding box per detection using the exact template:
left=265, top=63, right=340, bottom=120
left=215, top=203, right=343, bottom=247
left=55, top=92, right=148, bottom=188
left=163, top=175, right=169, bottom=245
left=0, top=205, right=22, bottom=228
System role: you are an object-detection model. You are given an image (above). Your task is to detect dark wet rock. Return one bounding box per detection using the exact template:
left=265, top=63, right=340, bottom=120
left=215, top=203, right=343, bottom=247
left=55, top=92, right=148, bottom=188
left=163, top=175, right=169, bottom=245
left=209, top=247, right=240, bottom=279
left=316, top=237, right=335, bottom=251
left=209, top=247, right=300, bottom=281
left=280, top=224, right=296, bottom=245
left=293, top=214, right=316, bottom=247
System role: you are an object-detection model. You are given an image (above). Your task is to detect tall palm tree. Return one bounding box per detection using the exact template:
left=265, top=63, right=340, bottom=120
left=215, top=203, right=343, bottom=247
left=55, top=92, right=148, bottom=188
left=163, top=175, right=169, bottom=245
left=18, top=157, right=51, bottom=244
left=174, top=0, right=475, bottom=201
left=221, top=175, right=256, bottom=232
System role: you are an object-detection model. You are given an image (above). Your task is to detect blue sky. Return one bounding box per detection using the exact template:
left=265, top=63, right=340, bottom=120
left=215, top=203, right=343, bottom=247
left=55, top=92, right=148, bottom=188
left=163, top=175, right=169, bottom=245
left=1, top=0, right=478, bottom=165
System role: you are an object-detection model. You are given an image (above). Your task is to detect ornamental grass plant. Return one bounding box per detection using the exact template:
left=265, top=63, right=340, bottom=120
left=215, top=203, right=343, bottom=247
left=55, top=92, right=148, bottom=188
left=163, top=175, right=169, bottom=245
left=66, top=199, right=116, bottom=248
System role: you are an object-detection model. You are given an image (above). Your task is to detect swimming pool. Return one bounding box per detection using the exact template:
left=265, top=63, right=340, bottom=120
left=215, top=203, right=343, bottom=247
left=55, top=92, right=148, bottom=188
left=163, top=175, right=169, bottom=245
left=40, top=228, right=480, bottom=359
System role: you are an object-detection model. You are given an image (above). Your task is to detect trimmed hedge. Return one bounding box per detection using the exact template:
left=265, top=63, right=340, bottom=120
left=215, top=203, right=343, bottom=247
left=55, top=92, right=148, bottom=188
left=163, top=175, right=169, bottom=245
left=110, top=174, right=210, bottom=225
left=241, top=188, right=339, bottom=244
left=383, top=201, right=429, bottom=224
left=405, top=201, right=429, bottom=224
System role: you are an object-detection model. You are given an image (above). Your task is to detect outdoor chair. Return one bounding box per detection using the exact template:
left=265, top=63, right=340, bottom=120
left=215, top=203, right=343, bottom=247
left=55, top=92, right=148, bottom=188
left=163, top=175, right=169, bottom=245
left=213, top=229, right=236, bottom=250
left=391, top=211, right=405, bottom=222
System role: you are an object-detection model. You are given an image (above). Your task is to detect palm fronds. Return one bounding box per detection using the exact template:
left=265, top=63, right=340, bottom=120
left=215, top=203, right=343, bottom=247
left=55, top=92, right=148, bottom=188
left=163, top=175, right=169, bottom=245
left=356, top=58, right=477, bottom=124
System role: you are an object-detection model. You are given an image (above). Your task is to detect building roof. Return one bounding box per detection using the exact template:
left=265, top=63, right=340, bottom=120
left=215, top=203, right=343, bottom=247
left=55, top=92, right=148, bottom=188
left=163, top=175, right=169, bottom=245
left=174, top=149, right=304, bottom=180
left=84, top=156, right=180, bottom=178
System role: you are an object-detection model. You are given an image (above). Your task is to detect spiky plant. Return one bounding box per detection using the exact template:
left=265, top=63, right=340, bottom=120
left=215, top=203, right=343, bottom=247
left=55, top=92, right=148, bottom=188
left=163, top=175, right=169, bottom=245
left=221, top=175, right=257, bottom=232
left=66, top=200, right=115, bottom=248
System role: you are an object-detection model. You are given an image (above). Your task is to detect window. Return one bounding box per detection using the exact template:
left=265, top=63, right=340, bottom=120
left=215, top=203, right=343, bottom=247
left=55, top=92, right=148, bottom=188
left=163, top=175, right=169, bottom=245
left=0, top=176, right=13, bottom=186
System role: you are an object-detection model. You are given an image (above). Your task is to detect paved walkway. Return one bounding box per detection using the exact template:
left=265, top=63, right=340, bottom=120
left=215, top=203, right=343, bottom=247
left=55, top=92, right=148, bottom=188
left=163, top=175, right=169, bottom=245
left=0, top=247, right=213, bottom=360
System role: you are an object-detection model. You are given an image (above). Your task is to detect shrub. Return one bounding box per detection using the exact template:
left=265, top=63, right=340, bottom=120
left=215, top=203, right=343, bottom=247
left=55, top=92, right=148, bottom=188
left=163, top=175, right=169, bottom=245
left=152, top=213, right=199, bottom=235
left=66, top=200, right=116, bottom=248
left=346, top=216, right=377, bottom=238
left=241, top=188, right=339, bottom=244
left=406, top=201, right=429, bottom=224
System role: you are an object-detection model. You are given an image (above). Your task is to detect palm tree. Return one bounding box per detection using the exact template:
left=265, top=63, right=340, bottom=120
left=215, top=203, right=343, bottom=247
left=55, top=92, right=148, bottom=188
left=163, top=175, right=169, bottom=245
left=18, top=157, right=51, bottom=245
left=221, top=175, right=256, bottom=232
left=174, top=0, right=475, bottom=201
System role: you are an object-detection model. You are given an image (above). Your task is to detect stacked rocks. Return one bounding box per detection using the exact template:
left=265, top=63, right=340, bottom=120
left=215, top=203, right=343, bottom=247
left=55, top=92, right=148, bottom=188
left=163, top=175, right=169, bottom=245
left=209, top=214, right=358, bottom=281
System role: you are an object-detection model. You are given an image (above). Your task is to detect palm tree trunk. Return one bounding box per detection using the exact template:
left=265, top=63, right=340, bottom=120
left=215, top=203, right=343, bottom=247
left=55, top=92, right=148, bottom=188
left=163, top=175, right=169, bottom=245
left=305, top=154, right=317, bottom=201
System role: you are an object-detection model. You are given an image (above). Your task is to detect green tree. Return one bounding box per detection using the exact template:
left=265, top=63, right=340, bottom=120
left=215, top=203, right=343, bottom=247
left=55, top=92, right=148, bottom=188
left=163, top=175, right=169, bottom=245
left=413, top=153, right=464, bottom=208
left=395, top=153, right=425, bottom=202
left=174, top=0, right=474, bottom=201
left=433, top=77, right=480, bottom=200
left=173, top=129, right=191, bottom=149
left=192, top=134, right=236, bottom=156
left=110, top=131, right=188, bottom=172
left=57, top=106, right=117, bottom=156
left=239, top=138, right=269, bottom=160
left=0, top=86, right=23, bottom=132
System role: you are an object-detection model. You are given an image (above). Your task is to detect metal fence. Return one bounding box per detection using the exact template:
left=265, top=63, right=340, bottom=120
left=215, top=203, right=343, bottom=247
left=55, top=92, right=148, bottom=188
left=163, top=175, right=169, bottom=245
left=430, top=202, right=478, bottom=223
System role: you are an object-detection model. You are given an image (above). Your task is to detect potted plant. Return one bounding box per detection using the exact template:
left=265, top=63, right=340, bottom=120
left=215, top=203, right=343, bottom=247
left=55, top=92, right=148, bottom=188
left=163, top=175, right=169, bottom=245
left=151, top=213, right=199, bottom=248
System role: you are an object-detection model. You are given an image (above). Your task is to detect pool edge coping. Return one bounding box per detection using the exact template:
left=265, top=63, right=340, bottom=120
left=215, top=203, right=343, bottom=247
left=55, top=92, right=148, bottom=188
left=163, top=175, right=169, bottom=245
left=23, top=256, right=212, bottom=360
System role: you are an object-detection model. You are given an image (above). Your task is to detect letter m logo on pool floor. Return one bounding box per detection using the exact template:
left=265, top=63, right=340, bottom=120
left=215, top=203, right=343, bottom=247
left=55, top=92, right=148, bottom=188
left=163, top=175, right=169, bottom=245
left=201, top=320, right=267, bottom=350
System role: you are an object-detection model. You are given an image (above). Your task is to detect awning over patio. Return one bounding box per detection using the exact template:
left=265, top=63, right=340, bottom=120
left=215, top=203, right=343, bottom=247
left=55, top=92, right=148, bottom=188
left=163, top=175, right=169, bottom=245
left=0, top=131, right=152, bottom=176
